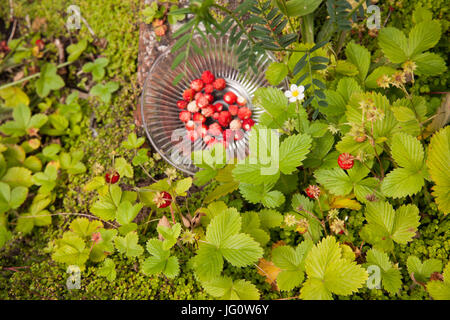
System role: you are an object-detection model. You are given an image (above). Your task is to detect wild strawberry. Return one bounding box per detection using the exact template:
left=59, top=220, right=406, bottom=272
left=177, top=100, right=187, bottom=109
left=0, top=41, right=10, bottom=53
left=208, top=122, right=223, bottom=136
left=183, top=88, right=195, bottom=101
left=179, top=110, right=191, bottom=122
left=236, top=96, right=246, bottom=106
left=218, top=110, right=232, bottom=127
left=194, top=92, right=203, bottom=101
left=154, top=191, right=172, bottom=208
left=213, top=78, right=226, bottom=91
left=229, top=119, right=242, bottom=131
left=204, top=93, right=214, bottom=103
left=213, top=103, right=224, bottom=112
left=196, top=96, right=209, bottom=109
left=228, top=104, right=239, bottom=116
left=197, top=124, right=208, bottom=138
left=193, top=112, right=206, bottom=124
left=187, top=129, right=199, bottom=142
left=212, top=112, right=220, bottom=120
left=35, top=39, right=45, bottom=50
left=201, top=105, right=215, bottom=118
left=187, top=101, right=199, bottom=113
left=190, top=79, right=204, bottom=92
left=305, top=185, right=321, bottom=199
left=223, top=91, right=237, bottom=104
left=237, top=107, right=252, bottom=120
left=185, top=120, right=195, bottom=131
left=105, top=170, right=120, bottom=184
left=204, top=84, right=214, bottom=94
left=242, top=118, right=255, bottom=131
left=337, top=153, right=354, bottom=170
left=201, top=70, right=215, bottom=84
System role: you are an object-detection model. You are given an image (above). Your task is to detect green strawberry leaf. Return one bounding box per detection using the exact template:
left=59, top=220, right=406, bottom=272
left=360, top=201, right=420, bottom=251
left=300, top=236, right=368, bottom=300
left=142, top=238, right=180, bottom=278
left=90, top=82, right=119, bottom=103
left=272, top=240, right=313, bottom=291
left=114, top=231, right=144, bottom=258
left=97, top=258, right=117, bottom=281
left=82, top=57, right=109, bottom=81
left=365, top=248, right=402, bottom=294
left=35, top=63, right=65, bottom=98
left=201, top=276, right=260, bottom=300
left=67, top=39, right=88, bottom=62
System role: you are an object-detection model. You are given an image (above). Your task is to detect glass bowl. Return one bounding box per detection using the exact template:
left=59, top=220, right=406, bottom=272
left=141, top=34, right=281, bottom=175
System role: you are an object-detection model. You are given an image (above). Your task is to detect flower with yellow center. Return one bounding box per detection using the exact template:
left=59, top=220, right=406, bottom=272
left=377, top=75, right=391, bottom=89
left=284, top=84, right=305, bottom=103
left=165, top=167, right=177, bottom=182
left=284, top=214, right=298, bottom=227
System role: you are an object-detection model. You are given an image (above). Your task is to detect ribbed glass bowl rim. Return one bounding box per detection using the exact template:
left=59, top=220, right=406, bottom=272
left=140, top=34, right=285, bottom=176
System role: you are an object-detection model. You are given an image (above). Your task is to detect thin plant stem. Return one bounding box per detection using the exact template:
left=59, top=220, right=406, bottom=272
left=0, top=61, right=72, bottom=90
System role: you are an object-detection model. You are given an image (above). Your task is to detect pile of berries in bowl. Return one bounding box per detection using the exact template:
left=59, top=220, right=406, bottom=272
left=177, top=70, right=255, bottom=148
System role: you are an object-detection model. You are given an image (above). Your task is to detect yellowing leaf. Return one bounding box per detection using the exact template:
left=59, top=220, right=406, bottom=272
left=330, top=196, right=362, bottom=210
left=257, top=258, right=281, bottom=290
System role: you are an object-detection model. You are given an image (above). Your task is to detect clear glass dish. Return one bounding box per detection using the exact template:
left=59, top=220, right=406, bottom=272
left=141, top=34, right=280, bottom=175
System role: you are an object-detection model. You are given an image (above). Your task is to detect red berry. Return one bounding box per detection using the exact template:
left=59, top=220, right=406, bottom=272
left=229, top=119, right=242, bottom=131
left=190, top=79, right=204, bottom=92
left=212, top=112, right=220, bottom=120
left=237, top=107, right=252, bottom=120
left=236, top=96, right=246, bottom=106
left=183, top=88, right=195, bottom=101
left=179, top=110, right=191, bottom=122
left=204, top=93, right=214, bottom=103
left=228, top=104, right=239, bottom=116
left=196, top=96, right=209, bottom=109
left=242, top=118, right=255, bottom=131
left=194, top=92, right=203, bottom=101
left=0, top=41, right=10, bottom=53
left=305, top=185, right=321, bottom=199
left=105, top=171, right=120, bottom=184
left=208, top=122, right=223, bottom=136
left=185, top=120, right=195, bottom=131
left=213, top=103, right=224, bottom=112
left=218, top=111, right=232, bottom=127
left=193, top=112, right=206, bottom=124
left=201, top=70, right=215, bottom=84
left=223, top=91, right=237, bottom=104
left=155, top=191, right=172, bottom=208
left=204, top=84, right=214, bottom=94
left=177, top=100, right=187, bottom=109
left=35, top=39, right=45, bottom=50
left=201, top=105, right=215, bottom=118
left=187, top=101, right=199, bottom=113
left=213, top=78, right=226, bottom=91
left=187, top=129, right=199, bottom=142
left=337, top=153, right=354, bottom=170
left=197, top=124, right=208, bottom=138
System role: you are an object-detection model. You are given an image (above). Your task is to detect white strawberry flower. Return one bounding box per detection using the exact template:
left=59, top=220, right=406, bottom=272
left=284, top=84, right=305, bottom=103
